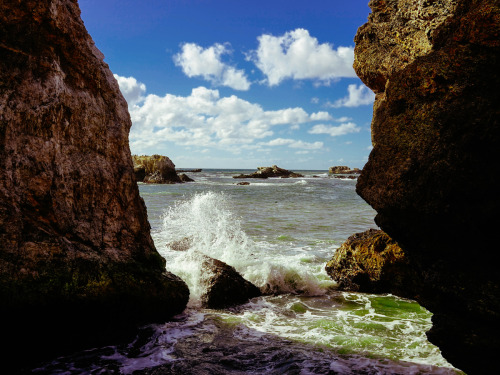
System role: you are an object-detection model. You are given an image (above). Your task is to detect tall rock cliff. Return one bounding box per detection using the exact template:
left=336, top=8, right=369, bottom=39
left=354, top=0, right=500, bottom=373
left=0, top=0, right=188, bottom=365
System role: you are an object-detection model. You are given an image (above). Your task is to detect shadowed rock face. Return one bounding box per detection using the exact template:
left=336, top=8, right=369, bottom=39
left=0, top=0, right=188, bottom=366
left=354, top=0, right=500, bottom=373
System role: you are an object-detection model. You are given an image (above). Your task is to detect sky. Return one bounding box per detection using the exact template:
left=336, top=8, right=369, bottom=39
left=79, top=0, right=374, bottom=170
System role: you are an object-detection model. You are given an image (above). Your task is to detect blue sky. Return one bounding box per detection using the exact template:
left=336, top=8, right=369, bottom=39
left=79, top=0, right=374, bottom=170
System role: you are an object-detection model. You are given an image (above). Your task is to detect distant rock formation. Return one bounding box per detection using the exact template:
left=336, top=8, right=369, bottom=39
left=176, top=168, right=202, bottom=173
left=233, top=165, right=304, bottom=179
left=354, top=0, right=500, bottom=373
left=132, top=154, right=183, bottom=183
left=328, top=166, right=361, bottom=174
left=325, top=230, right=418, bottom=297
left=0, top=0, right=188, bottom=367
left=199, top=255, right=261, bottom=309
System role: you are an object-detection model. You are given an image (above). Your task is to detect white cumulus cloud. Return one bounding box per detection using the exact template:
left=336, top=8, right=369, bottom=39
left=248, top=28, right=356, bottom=86
left=260, top=138, right=323, bottom=150
left=308, top=122, right=360, bottom=137
left=173, top=43, right=251, bottom=91
left=114, top=75, right=330, bottom=154
left=114, top=74, right=146, bottom=105
left=329, top=84, right=375, bottom=108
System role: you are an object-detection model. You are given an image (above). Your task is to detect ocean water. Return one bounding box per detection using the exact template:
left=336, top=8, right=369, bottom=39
left=35, top=170, right=462, bottom=374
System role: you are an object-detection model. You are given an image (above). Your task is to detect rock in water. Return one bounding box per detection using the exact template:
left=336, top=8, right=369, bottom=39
left=133, top=154, right=183, bottom=184
left=199, top=255, right=261, bottom=309
left=354, top=0, right=500, bottom=373
left=325, top=229, right=418, bottom=298
left=0, top=0, right=188, bottom=367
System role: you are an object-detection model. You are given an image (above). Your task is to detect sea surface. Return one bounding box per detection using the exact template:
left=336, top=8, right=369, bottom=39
left=35, top=170, right=462, bottom=374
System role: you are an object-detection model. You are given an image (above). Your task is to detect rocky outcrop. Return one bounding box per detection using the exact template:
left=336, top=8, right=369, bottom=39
left=325, top=229, right=418, bottom=297
left=132, top=154, right=183, bottom=183
left=329, top=166, right=361, bottom=174
left=354, top=0, right=500, bottom=373
left=178, top=173, right=194, bottom=182
left=0, top=0, right=188, bottom=367
left=233, top=165, right=304, bottom=179
left=200, top=255, right=261, bottom=309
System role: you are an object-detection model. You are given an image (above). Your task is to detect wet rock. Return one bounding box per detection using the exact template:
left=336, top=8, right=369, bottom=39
left=354, top=0, right=500, bottom=372
left=325, top=230, right=418, bottom=298
left=200, top=255, right=261, bottom=309
left=178, top=173, right=194, bottom=182
left=0, top=0, right=188, bottom=367
left=167, top=237, right=193, bottom=251
left=133, top=155, right=183, bottom=184
left=233, top=165, right=304, bottom=179
left=334, top=175, right=357, bottom=180
left=237, top=182, right=250, bottom=185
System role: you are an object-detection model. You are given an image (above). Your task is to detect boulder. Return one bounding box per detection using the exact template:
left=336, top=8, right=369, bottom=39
left=166, top=237, right=193, bottom=251
left=325, top=230, right=418, bottom=297
left=354, top=0, right=500, bottom=372
left=199, top=255, right=261, bottom=309
left=133, top=155, right=183, bottom=184
left=0, top=0, right=189, bottom=367
left=233, top=165, right=304, bottom=179
left=178, top=173, right=194, bottom=182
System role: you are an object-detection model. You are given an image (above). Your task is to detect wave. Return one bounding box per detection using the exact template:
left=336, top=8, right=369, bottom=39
left=156, top=191, right=334, bottom=305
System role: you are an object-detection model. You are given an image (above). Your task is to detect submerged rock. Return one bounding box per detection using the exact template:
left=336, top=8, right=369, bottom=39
left=326, top=230, right=418, bottom=298
left=0, top=0, right=188, bottom=367
left=199, top=255, right=261, bottom=309
left=233, top=165, right=304, bottom=179
left=354, top=0, right=500, bottom=372
left=237, top=181, right=250, bottom=185
left=133, top=155, right=183, bottom=184
left=167, top=237, right=193, bottom=251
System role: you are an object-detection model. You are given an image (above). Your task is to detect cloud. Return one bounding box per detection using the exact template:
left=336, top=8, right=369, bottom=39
left=260, top=138, right=323, bottom=150
left=308, top=122, right=360, bottom=137
left=328, top=84, right=375, bottom=108
left=115, top=75, right=329, bottom=154
left=247, top=28, right=356, bottom=86
left=113, top=74, right=146, bottom=105
left=173, top=43, right=251, bottom=90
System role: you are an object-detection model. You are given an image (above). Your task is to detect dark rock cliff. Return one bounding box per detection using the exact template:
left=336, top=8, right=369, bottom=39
left=354, top=0, right=500, bottom=373
left=0, top=0, right=188, bottom=366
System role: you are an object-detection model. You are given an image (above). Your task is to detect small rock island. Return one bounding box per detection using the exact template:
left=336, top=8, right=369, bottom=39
left=233, top=165, right=304, bottom=179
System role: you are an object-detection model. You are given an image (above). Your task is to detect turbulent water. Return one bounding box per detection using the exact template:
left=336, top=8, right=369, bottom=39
left=34, top=170, right=462, bottom=374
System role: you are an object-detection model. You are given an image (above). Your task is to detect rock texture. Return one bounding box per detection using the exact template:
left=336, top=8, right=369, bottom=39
left=200, top=255, right=261, bottom=309
left=0, top=0, right=188, bottom=366
left=233, top=165, right=304, bottom=179
left=328, top=166, right=361, bottom=174
left=325, top=229, right=418, bottom=297
left=133, top=154, right=183, bottom=183
left=354, top=0, right=500, bottom=373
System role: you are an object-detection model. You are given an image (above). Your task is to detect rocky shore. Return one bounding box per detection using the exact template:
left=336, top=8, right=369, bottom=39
left=233, top=165, right=304, bottom=179
left=353, top=0, right=500, bottom=373
left=0, top=0, right=189, bottom=367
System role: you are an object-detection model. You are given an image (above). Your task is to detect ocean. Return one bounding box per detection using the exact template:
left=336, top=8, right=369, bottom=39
left=35, top=170, right=462, bottom=374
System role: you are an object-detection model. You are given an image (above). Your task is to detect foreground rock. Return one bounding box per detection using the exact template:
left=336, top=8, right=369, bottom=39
left=200, top=255, right=261, bottom=309
left=325, top=230, right=418, bottom=297
left=354, top=0, right=500, bottom=373
left=233, top=165, right=304, bottom=179
left=0, top=0, right=189, bottom=367
left=329, top=166, right=361, bottom=174
left=133, top=155, right=183, bottom=183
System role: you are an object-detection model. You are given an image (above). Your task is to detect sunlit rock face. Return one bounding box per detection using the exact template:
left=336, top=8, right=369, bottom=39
left=0, top=0, right=188, bottom=366
left=354, top=0, right=500, bottom=373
